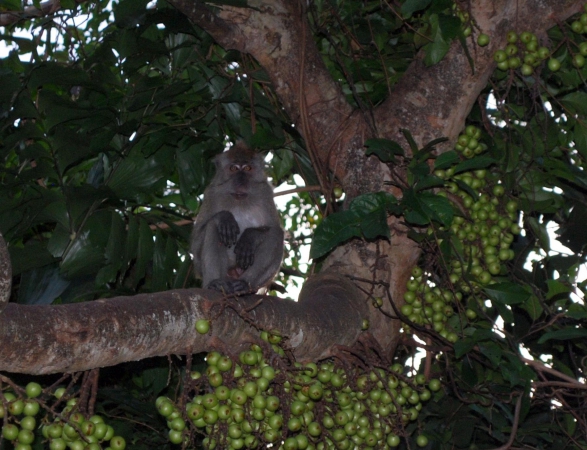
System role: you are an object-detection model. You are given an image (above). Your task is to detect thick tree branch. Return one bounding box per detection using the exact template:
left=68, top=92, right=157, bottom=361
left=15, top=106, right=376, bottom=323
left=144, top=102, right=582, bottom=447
left=375, top=0, right=584, bottom=150
left=0, top=272, right=365, bottom=374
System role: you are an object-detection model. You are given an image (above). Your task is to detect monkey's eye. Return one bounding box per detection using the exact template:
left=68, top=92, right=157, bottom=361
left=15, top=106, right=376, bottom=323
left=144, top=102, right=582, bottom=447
left=230, top=165, right=240, bottom=172
left=243, top=165, right=252, bottom=171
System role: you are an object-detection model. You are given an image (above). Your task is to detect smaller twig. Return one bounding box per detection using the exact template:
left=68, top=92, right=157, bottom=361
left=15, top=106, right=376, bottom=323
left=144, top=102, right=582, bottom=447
left=521, top=356, right=581, bottom=384
left=273, top=185, right=322, bottom=197
left=489, top=394, right=523, bottom=450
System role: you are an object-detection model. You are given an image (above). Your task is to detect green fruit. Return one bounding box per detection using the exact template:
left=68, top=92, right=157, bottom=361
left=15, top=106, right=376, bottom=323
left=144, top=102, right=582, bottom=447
left=217, top=356, right=232, bottom=372
left=416, top=435, right=429, bottom=447
left=22, top=400, right=39, bottom=416
left=206, top=351, right=221, bottom=366
left=538, top=46, right=550, bottom=59
left=240, top=350, right=258, bottom=366
left=520, top=31, right=533, bottom=43
left=169, top=417, right=186, bottom=431
left=548, top=58, right=561, bottom=71
left=157, top=400, right=174, bottom=417
left=493, top=50, right=507, bottom=62
left=428, top=378, right=441, bottom=391
left=572, top=20, right=584, bottom=34
left=506, top=31, right=518, bottom=43
left=573, top=54, right=585, bottom=68
left=20, top=416, right=36, bottom=431
left=295, top=434, right=309, bottom=449
left=308, top=421, right=322, bottom=437
left=520, top=63, right=533, bottom=76
left=94, top=423, right=108, bottom=440
left=2, top=423, right=19, bottom=440
left=50, top=438, right=67, bottom=450
left=477, top=34, right=490, bottom=46
left=203, top=409, right=218, bottom=425
left=168, top=429, right=183, bottom=444
left=110, top=436, right=126, bottom=450
left=53, top=388, right=66, bottom=399
left=387, top=434, right=401, bottom=447
left=103, top=425, right=115, bottom=441
left=9, top=400, right=25, bottom=416
left=17, top=429, right=34, bottom=445
left=25, top=382, right=42, bottom=399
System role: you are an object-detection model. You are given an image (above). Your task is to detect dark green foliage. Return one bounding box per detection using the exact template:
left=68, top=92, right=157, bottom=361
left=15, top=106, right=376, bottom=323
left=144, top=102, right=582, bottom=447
left=1, top=0, right=587, bottom=449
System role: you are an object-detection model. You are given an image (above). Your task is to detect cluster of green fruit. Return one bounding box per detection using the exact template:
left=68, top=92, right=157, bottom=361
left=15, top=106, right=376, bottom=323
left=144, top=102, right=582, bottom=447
left=569, top=4, right=587, bottom=36
left=493, top=30, right=552, bottom=75
left=453, top=125, right=487, bottom=159
left=402, top=125, right=520, bottom=337
left=452, top=3, right=473, bottom=37
left=1, top=383, right=125, bottom=450
left=157, top=341, right=438, bottom=449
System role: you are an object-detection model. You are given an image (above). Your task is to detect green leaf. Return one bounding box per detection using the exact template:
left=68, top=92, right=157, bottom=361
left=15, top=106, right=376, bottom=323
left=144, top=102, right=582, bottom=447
left=107, top=155, right=167, bottom=200
left=454, top=338, right=476, bottom=358
left=113, top=0, right=150, bottom=26
left=538, top=328, right=587, bottom=344
left=567, top=303, right=587, bottom=319
left=413, top=175, right=445, bottom=191
left=349, top=192, right=397, bottom=215
left=360, top=209, right=390, bottom=240
left=364, top=138, right=404, bottom=163
left=434, top=151, right=460, bottom=170
left=478, top=341, right=503, bottom=367
left=423, top=15, right=450, bottom=66
left=271, top=148, right=295, bottom=182
left=310, top=211, right=361, bottom=259
left=401, top=0, right=432, bottom=18
left=176, top=144, right=208, bottom=200
left=402, top=190, right=453, bottom=226
left=453, top=156, right=496, bottom=175
left=561, top=92, right=587, bottom=115
left=526, top=216, right=550, bottom=252
left=485, top=282, right=530, bottom=305
left=522, top=295, right=543, bottom=321
left=17, top=265, right=70, bottom=305
left=133, top=218, right=154, bottom=287
left=573, top=122, right=587, bottom=160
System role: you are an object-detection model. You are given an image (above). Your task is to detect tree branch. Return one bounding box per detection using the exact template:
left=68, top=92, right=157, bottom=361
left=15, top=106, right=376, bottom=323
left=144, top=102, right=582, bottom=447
left=0, top=272, right=365, bottom=374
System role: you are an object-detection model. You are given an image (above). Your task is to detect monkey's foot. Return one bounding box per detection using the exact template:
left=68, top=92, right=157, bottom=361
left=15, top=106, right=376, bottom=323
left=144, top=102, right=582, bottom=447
left=207, top=279, right=252, bottom=295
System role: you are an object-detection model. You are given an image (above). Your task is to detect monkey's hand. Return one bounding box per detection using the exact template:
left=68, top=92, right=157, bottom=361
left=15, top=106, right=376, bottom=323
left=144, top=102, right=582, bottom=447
left=208, top=279, right=252, bottom=295
left=234, top=227, right=268, bottom=270
left=214, top=211, right=240, bottom=247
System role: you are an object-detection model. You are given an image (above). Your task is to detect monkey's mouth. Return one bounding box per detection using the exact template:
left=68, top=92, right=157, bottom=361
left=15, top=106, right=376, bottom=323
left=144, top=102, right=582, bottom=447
left=231, top=193, right=248, bottom=199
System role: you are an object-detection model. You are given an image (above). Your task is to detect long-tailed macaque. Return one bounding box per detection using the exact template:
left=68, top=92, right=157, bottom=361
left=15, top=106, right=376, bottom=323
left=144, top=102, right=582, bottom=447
left=191, top=142, right=284, bottom=294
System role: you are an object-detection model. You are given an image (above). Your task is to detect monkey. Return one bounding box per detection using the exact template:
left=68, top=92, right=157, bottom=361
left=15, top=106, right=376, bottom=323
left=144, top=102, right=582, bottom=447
left=191, top=141, right=284, bottom=294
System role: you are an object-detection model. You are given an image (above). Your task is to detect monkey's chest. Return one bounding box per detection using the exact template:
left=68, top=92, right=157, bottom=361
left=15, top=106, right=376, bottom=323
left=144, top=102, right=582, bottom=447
left=231, top=204, right=268, bottom=230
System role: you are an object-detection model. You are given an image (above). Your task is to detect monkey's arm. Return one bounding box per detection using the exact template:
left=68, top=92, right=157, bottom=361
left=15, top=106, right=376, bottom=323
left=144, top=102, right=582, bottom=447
left=191, top=210, right=239, bottom=283
left=212, top=211, right=240, bottom=247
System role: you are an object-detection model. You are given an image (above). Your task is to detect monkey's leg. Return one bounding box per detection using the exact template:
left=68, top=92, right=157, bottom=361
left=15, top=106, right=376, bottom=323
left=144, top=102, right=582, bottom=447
left=236, top=226, right=284, bottom=291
